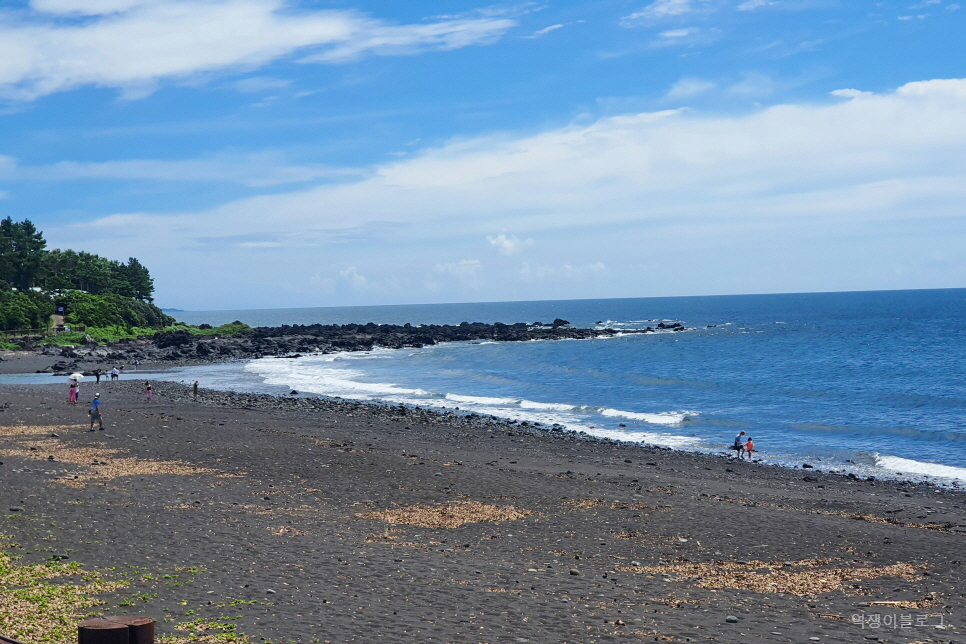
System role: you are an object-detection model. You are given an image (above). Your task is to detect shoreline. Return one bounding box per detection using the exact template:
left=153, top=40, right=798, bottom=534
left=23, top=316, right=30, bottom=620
left=0, top=379, right=962, bottom=643
left=128, top=379, right=966, bottom=492
left=3, top=353, right=964, bottom=492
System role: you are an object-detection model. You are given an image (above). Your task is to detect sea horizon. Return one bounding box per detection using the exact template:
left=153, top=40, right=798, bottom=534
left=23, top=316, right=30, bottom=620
left=169, top=286, right=966, bottom=327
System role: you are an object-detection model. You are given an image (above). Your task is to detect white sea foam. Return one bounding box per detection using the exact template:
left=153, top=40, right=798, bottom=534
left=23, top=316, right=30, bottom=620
left=246, top=359, right=423, bottom=399
left=245, top=353, right=705, bottom=452
left=445, top=393, right=519, bottom=406
left=519, top=400, right=576, bottom=412
left=600, top=408, right=696, bottom=426
left=584, top=427, right=698, bottom=449
left=874, top=455, right=966, bottom=482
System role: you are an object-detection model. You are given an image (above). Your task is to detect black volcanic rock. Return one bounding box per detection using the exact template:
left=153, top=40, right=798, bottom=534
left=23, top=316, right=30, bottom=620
left=36, top=318, right=690, bottom=366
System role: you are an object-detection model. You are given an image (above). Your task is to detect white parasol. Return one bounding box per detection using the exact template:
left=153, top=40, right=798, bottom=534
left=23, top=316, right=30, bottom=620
left=69, top=373, right=85, bottom=381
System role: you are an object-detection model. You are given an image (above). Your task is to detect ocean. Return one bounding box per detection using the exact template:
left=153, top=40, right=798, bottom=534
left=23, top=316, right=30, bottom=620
left=48, top=289, right=966, bottom=485
left=159, top=289, right=966, bottom=485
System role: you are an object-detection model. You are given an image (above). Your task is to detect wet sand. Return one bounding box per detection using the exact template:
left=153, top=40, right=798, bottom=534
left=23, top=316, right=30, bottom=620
left=0, top=377, right=963, bottom=643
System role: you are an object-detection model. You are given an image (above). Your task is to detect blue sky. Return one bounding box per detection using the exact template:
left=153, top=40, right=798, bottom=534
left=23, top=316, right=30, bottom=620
left=0, top=0, right=964, bottom=309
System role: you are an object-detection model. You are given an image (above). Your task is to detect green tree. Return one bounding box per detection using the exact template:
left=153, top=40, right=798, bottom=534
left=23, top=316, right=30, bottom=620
left=0, top=290, right=49, bottom=330
left=117, top=257, right=154, bottom=302
left=0, top=217, right=47, bottom=290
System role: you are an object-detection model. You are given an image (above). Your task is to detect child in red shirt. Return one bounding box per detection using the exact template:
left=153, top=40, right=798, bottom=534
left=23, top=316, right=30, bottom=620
left=744, top=437, right=754, bottom=460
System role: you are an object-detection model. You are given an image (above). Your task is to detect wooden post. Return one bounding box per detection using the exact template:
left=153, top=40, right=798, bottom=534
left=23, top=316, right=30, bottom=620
left=77, top=618, right=129, bottom=644
left=107, top=617, right=154, bottom=644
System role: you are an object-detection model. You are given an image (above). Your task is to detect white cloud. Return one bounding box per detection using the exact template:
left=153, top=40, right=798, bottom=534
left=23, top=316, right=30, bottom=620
left=829, top=88, right=873, bottom=99
left=525, top=24, right=564, bottom=38
left=52, top=78, right=966, bottom=307
left=339, top=266, right=368, bottom=290
left=299, top=16, right=516, bottom=63
left=228, top=76, right=292, bottom=93
left=519, top=261, right=606, bottom=279
left=947, top=3, right=961, bottom=9
left=29, top=0, right=160, bottom=16
left=433, top=259, right=483, bottom=280
left=666, top=77, right=716, bottom=98
left=487, top=233, right=534, bottom=255
left=0, top=1, right=516, bottom=100
left=727, top=72, right=778, bottom=97
left=621, top=0, right=693, bottom=25
left=0, top=152, right=362, bottom=187
left=658, top=27, right=699, bottom=38
left=737, top=0, right=773, bottom=10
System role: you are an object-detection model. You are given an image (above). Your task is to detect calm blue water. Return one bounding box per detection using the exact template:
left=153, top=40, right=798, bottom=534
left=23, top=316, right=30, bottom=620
left=22, top=290, right=966, bottom=484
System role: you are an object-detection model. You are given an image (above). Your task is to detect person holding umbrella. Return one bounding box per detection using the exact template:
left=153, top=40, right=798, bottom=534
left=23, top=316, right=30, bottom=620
left=68, top=373, right=83, bottom=404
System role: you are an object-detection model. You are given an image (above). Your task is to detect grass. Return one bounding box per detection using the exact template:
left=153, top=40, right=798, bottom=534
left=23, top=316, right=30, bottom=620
left=1, top=528, right=253, bottom=644
left=36, top=321, right=251, bottom=347
left=0, top=533, right=128, bottom=643
left=184, top=321, right=251, bottom=336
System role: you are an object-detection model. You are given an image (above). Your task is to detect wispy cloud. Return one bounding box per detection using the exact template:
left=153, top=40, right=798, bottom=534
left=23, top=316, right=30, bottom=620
left=0, top=152, right=363, bottom=187
left=339, top=266, right=369, bottom=290
left=487, top=233, right=534, bottom=255
left=737, top=0, right=774, bottom=10
left=525, top=24, right=564, bottom=38
left=300, top=17, right=516, bottom=63
left=433, top=259, right=484, bottom=281
left=666, top=77, right=716, bottom=98
left=726, top=72, right=779, bottom=97
left=620, top=0, right=694, bottom=25
left=658, top=26, right=700, bottom=39
left=0, top=1, right=517, bottom=100
left=228, top=76, right=293, bottom=93
left=829, top=88, right=873, bottom=99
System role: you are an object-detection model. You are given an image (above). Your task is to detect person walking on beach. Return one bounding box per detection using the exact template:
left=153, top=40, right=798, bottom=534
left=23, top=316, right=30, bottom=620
left=68, top=379, right=77, bottom=404
left=94, top=369, right=101, bottom=384
left=744, top=436, right=754, bottom=461
left=145, top=381, right=153, bottom=403
left=89, top=393, right=103, bottom=431
left=732, top=430, right=746, bottom=457
left=111, top=367, right=119, bottom=381
left=193, top=380, right=199, bottom=399
left=134, top=359, right=139, bottom=370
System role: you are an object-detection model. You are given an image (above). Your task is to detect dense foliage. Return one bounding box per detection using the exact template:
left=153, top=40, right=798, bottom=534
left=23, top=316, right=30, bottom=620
left=62, top=292, right=174, bottom=328
left=0, top=290, right=50, bottom=330
left=41, top=250, right=154, bottom=301
left=0, top=217, right=170, bottom=332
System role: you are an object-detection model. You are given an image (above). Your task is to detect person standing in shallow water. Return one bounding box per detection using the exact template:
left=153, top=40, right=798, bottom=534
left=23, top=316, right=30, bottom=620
left=732, top=430, right=746, bottom=457
left=744, top=436, right=754, bottom=461
left=145, top=381, right=153, bottom=403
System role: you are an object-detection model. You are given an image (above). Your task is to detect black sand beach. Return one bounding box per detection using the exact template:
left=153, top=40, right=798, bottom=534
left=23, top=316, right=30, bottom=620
left=1, top=363, right=964, bottom=643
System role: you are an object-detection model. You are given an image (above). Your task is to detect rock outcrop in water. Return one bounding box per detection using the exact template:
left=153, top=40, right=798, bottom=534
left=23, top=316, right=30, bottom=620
left=35, top=320, right=687, bottom=370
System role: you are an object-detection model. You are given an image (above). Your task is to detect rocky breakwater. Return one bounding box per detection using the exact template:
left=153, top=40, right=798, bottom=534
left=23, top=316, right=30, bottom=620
left=39, top=318, right=687, bottom=369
